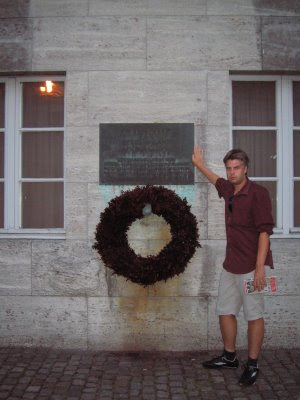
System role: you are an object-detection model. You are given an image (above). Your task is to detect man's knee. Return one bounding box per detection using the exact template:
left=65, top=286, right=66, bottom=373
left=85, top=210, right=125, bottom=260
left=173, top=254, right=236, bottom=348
left=248, top=318, right=264, bottom=325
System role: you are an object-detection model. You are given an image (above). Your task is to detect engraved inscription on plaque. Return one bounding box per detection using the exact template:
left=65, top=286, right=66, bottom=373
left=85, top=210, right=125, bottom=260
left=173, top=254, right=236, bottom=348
left=100, top=123, right=194, bottom=185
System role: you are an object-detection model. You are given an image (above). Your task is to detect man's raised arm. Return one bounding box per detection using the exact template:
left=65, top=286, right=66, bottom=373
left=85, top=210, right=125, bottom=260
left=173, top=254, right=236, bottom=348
left=192, top=145, right=220, bottom=185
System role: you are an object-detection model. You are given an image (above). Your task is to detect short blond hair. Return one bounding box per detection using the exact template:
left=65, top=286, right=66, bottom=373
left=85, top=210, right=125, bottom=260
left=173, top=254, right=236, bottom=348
left=223, top=149, right=249, bottom=168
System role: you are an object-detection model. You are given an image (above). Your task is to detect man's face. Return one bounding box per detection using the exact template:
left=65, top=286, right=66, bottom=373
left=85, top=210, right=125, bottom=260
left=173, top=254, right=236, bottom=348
left=225, top=159, right=247, bottom=186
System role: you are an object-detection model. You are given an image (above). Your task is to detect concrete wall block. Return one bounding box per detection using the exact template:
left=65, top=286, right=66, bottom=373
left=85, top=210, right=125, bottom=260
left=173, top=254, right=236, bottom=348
left=92, top=238, right=200, bottom=299
left=30, top=0, right=89, bottom=17
left=92, top=242, right=223, bottom=300
left=194, top=123, right=207, bottom=148
left=270, top=239, right=300, bottom=295
left=146, top=263, right=198, bottom=298
left=0, top=240, right=31, bottom=295
left=0, top=0, right=30, bottom=18
left=0, top=18, right=32, bottom=71
left=88, top=296, right=208, bottom=351
left=65, top=183, right=88, bottom=239
left=88, top=184, right=107, bottom=241
left=32, top=240, right=105, bottom=296
left=0, top=17, right=32, bottom=40
left=148, top=240, right=225, bottom=297
left=147, top=16, right=261, bottom=70
left=132, top=248, right=201, bottom=297
left=88, top=185, right=140, bottom=241
left=65, top=126, right=99, bottom=183
left=0, top=296, right=87, bottom=348
left=264, top=295, right=300, bottom=348
left=88, top=71, right=207, bottom=124
left=207, top=0, right=300, bottom=16
left=100, top=266, right=150, bottom=298
left=92, top=240, right=211, bottom=299
left=191, top=183, right=208, bottom=240
left=89, top=0, right=206, bottom=16
left=194, top=125, right=208, bottom=184
left=66, top=72, right=89, bottom=127
left=192, top=240, right=225, bottom=295
left=207, top=186, right=226, bottom=239
left=193, top=206, right=207, bottom=240
left=203, top=125, right=230, bottom=175
left=90, top=241, right=149, bottom=299
left=32, top=17, right=146, bottom=71
left=262, top=17, right=300, bottom=70
left=207, top=71, right=230, bottom=127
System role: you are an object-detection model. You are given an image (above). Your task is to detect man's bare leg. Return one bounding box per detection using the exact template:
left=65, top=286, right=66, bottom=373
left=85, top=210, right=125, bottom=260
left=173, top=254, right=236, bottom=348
left=219, top=314, right=237, bottom=352
left=202, top=314, right=239, bottom=369
left=248, top=318, right=264, bottom=359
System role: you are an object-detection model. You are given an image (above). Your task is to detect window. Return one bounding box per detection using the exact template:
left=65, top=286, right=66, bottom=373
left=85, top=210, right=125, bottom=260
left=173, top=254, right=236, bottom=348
left=0, top=76, right=65, bottom=237
left=230, top=75, right=300, bottom=236
left=0, top=83, right=4, bottom=228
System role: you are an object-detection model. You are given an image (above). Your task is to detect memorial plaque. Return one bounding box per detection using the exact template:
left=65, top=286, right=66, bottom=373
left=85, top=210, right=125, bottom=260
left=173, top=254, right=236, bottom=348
left=99, top=123, right=194, bottom=185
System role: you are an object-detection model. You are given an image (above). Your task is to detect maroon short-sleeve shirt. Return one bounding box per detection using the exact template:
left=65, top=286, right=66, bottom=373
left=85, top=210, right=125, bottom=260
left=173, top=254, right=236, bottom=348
left=215, top=177, right=274, bottom=274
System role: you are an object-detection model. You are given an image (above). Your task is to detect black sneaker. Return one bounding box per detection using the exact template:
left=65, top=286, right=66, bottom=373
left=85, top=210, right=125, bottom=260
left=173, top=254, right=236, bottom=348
left=202, top=353, right=239, bottom=369
left=239, top=364, right=259, bottom=385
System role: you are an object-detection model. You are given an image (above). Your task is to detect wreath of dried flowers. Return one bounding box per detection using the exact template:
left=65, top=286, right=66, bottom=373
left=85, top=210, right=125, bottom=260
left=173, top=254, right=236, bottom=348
left=93, top=185, right=200, bottom=286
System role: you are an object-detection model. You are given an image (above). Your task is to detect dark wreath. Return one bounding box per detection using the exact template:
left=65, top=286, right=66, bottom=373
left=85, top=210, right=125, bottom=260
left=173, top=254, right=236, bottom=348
left=93, top=185, right=200, bottom=286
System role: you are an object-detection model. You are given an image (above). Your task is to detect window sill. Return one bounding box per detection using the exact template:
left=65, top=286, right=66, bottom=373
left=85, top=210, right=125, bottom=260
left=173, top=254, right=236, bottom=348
left=0, top=229, right=66, bottom=240
left=272, top=230, right=300, bottom=239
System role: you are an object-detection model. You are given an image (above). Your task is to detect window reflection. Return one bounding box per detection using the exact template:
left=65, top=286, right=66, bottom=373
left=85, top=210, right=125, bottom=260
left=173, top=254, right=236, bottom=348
left=257, top=181, right=277, bottom=226
left=0, top=83, right=4, bottom=128
left=232, top=81, right=276, bottom=127
left=233, top=130, right=276, bottom=177
left=22, top=182, right=64, bottom=228
left=293, top=82, right=300, bottom=126
left=294, top=182, right=300, bottom=227
left=22, top=131, right=63, bottom=178
left=0, top=182, right=3, bottom=228
left=22, top=81, right=64, bottom=128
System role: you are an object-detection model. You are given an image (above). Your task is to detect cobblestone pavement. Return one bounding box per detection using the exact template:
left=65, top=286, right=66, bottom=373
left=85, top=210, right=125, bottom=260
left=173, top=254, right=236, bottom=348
left=0, top=347, right=299, bottom=400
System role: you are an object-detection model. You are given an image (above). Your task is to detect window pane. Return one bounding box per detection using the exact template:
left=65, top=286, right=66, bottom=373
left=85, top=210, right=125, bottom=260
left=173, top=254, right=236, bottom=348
left=254, top=181, right=277, bottom=227
left=294, top=182, right=300, bottom=227
left=294, top=130, right=300, bottom=176
left=22, top=182, right=63, bottom=228
left=0, top=182, right=3, bottom=228
left=22, top=131, right=63, bottom=178
left=233, top=130, right=276, bottom=177
left=0, top=83, right=4, bottom=128
left=22, top=81, right=64, bottom=128
left=293, top=81, right=300, bottom=126
left=232, top=81, right=276, bottom=126
left=0, top=133, right=3, bottom=178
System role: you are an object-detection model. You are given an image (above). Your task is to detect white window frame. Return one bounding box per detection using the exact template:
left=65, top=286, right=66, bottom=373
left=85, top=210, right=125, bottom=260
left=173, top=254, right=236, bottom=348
left=230, top=74, right=300, bottom=238
left=0, top=75, right=66, bottom=239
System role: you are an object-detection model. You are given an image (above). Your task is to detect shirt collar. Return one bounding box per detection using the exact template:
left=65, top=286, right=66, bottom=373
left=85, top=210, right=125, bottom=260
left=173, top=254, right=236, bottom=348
left=235, top=177, right=251, bottom=196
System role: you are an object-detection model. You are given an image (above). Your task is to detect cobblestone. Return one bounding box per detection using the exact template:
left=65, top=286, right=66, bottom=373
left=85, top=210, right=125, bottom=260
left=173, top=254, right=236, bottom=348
left=0, top=348, right=299, bottom=399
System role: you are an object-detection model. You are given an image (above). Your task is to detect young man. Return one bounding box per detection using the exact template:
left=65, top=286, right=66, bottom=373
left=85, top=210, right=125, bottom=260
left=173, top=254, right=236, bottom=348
left=192, top=146, right=274, bottom=386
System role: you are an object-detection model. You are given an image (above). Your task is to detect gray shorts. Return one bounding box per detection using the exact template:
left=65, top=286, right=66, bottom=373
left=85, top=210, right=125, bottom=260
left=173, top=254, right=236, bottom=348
left=216, top=268, right=267, bottom=321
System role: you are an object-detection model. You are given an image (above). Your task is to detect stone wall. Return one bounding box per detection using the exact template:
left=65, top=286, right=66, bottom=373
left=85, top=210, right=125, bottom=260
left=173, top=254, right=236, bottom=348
left=0, top=0, right=299, bottom=350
